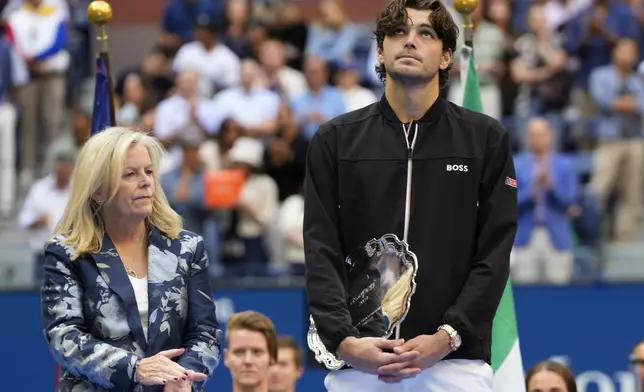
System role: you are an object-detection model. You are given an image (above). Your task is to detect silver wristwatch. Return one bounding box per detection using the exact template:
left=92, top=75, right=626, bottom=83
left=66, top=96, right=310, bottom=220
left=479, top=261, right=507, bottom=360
left=437, top=324, right=462, bottom=351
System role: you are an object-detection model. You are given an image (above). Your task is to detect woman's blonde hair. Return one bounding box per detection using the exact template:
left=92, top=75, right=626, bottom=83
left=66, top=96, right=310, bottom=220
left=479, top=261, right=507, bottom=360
left=55, top=127, right=182, bottom=259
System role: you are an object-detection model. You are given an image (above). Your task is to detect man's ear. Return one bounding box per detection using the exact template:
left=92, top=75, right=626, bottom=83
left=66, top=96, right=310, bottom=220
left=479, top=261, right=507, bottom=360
left=439, top=50, right=453, bottom=70
left=377, top=45, right=385, bottom=67
left=223, top=349, right=230, bottom=368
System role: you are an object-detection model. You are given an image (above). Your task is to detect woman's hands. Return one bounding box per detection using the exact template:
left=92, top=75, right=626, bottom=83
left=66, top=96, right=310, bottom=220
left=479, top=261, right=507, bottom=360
left=135, top=349, right=208, bottom=386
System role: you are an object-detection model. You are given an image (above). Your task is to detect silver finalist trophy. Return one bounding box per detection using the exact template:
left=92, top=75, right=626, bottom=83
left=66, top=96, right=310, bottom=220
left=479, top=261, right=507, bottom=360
left=307, top=233, right=419, bottom=370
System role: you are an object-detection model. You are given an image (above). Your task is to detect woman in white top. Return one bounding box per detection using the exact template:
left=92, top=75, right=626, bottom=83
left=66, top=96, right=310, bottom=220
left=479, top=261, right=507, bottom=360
left=41, top=127, right=222, bottom=392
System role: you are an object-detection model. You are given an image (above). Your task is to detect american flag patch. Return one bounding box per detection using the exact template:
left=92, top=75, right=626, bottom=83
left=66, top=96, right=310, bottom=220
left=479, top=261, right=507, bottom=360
left=505, top=177, right=517, bottom=188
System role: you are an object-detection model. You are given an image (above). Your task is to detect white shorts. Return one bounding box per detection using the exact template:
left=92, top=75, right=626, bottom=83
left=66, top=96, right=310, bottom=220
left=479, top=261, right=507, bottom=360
left=324, top=359, right=493, bottom=392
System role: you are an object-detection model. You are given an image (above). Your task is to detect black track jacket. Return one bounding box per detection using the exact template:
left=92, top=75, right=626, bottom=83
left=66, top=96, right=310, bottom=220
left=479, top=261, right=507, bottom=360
left=303, top=94, right=518, bottom=364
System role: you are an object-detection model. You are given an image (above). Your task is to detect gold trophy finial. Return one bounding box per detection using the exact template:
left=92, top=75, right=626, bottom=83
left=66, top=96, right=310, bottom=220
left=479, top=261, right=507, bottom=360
left=87, top=0, right=113, bottom=26
left=453, top=0, right=477, bottom=48
left=452, top=0, right=478, bottom=16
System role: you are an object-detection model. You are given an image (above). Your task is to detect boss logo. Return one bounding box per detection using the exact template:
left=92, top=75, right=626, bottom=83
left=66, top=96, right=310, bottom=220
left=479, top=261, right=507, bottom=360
left=446, top=164, right=468, bottom=172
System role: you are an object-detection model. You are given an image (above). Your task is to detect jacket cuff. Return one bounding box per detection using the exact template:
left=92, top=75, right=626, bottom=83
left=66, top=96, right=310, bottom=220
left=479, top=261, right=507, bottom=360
left=442, top=307, right=480, bottom=349
left=327, top=324, right=360, bottom=355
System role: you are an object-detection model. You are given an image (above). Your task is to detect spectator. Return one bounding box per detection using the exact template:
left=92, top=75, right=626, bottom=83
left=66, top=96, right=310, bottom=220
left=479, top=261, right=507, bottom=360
left=290, top=55, right=346, bottom=140
left=512, top=117, right=578, bottom=285
left=268, top=336, right=304, bottom=392
left=334, top=57, right=378, bottom=112
left=631, top=341, right=644, bottom=391
left=227, top=137, right=278, bottom=277
left=223, top=0, right=253, bottom=58
left=154, top=68, right=211, bottom=172
left=17, top=151, right=73, bottom=283
left=6, top=0, right=69, bottom=190
left=565, top=0, right=639, bottom=118
left=269, top=1, right=309, bottom=71
left=173, top=13, right=240, bottom=97
left=489, top=0, right=519, bottom=121
left=263, top=104, right=309, bottom=202
left=203, top=58, right=281, bottom=137
left=200, top=117, right=242, bottom=172
left=116, top=72, right=153, bottom=127
left=525, top=360, right=577, bottom=392
left=305, top=0, right=361, bottom=68
left=276, top=186, right=304, bottom=276
left=0, top=33, right=21, bottom=218
left=589, top=38, right=644, bottom=242
left=511, top=3, right=569, bottom=147
left=1, top=0, right=69, bottom=21
left=42, top=108, right=90, bottom=175
left=224, top=311, right=277, bottom=392
left=159, top=0, right=223, bottom=48
left=161, top=133, right=210, bottom=235
left=448, top=0, right=505, bottom=119
left=258, top=39, right=307, bottom=101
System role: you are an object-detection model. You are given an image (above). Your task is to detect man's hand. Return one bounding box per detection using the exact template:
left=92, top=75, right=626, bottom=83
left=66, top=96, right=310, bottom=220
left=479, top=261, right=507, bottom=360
left=376, top=331, right=452, bottom=383
left=337, top=337, right=420, bottom=378
left=613, top=95, right=637, bottom=113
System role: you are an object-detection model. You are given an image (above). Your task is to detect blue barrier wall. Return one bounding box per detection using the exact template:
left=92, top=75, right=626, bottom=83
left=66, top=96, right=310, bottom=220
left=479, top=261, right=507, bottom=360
left=2, top=284, right=642, bottom=391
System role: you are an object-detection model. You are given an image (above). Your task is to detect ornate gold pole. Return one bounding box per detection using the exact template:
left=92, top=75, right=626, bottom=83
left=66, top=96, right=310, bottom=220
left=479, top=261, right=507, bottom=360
left=87, top=0, right=116, bottom=126
left=453, top=0, right=478, bottom=49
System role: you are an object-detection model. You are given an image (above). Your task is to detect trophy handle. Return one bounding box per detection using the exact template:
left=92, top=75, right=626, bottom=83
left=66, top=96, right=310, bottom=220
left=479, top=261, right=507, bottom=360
left=306, top=315, right=346, bottom=371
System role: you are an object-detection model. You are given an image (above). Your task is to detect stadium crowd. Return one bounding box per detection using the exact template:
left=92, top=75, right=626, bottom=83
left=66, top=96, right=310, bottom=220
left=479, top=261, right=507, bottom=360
left=1, top=0, right=644, bottom=285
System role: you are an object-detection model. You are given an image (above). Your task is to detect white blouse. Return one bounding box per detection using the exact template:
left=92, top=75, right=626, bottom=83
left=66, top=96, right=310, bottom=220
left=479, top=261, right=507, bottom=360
left=128, top=276, right=149, bottom=340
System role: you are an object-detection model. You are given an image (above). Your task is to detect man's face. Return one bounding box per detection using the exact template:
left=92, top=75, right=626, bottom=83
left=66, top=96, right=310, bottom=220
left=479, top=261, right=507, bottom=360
left=54, top=160, right=74, bottom=185
left=613, top=39, right=638, bottom=69
left=268, top=347, right=302, bottom=392
left=224, top=329, right=271, bottom=389
left=304, top=57, right=328, bottom=90
left=378, top=8, right=449, bottom=85
left=633, top=343, right=644, bottom=383
left=526, top=119, right=552, bottom=154
left=194, top=27, right=212, bottom=45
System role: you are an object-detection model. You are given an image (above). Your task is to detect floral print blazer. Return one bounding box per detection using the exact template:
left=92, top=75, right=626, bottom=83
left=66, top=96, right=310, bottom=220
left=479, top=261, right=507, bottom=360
left=41, top=226, right=222, bottom=392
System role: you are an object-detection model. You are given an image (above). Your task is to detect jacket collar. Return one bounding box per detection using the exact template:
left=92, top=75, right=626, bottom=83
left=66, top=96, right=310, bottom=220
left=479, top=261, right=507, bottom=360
left=378, top=92, right=446, bottom=124
left=91, top=224, right=169, bottom=350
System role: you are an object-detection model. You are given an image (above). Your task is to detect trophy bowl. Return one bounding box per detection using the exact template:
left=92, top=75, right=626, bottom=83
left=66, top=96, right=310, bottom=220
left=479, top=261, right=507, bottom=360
left=307, top=233, right=419, bottom=370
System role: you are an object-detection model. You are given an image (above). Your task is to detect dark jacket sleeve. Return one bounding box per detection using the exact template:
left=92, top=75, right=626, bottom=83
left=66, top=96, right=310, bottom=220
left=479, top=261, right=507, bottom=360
left=303, top=124, right=359, bottom=354
left=441, top=122, right=518, bottom=350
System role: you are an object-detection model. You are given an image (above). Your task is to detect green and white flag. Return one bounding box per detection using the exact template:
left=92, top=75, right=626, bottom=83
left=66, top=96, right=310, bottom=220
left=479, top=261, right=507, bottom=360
left=459, top=45, right=526, bottom=392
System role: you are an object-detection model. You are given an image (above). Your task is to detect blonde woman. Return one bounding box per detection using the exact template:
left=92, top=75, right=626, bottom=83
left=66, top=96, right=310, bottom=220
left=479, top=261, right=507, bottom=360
left=41, top=127, right=222, bottom=392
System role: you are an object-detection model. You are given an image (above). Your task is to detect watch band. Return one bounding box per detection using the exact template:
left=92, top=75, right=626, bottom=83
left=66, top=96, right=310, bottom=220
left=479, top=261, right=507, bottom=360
left=437, top=324, right=462, bottom=351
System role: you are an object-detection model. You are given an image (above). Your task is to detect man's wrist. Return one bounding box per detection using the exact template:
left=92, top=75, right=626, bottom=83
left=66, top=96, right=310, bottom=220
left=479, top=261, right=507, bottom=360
left=435, top=329, right=453, bottom=355
left=337, top=336, right=358, bottom=358
left=437, top=324, right=462, bottom=353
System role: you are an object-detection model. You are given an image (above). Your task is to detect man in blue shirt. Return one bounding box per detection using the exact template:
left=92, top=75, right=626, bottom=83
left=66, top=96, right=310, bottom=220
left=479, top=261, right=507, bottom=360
left=588, top=38, right=644, bottom=242
left=0, top=35, right=18, bottom=217
left=159, top=0, right=223, bottom=48
left=291, top=56, right=346, bottom=140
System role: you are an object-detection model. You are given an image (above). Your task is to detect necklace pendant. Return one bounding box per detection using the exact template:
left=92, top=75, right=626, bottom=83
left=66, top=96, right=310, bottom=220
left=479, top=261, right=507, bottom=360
left=126, top=267, right=137, bottom=278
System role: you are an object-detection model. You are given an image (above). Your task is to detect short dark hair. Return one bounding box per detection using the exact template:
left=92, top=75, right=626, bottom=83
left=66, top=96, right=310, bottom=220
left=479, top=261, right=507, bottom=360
left=226, top=311, right=278, bottom=364
left=525, top=361, right=577, bottom=392
left=374, top=0, right=459, bottom=87
left=277, top=336, right=303, bottom=368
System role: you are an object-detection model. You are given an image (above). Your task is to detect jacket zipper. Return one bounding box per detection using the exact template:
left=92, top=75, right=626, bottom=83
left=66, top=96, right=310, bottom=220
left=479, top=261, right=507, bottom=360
left=402, top=122, right=418, bottom=243
left=396, top=121, right=418, bottom=340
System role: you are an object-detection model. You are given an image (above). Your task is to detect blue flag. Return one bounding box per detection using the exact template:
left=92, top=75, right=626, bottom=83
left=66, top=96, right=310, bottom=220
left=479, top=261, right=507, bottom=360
left=91, top=57, right=112, bottom=135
